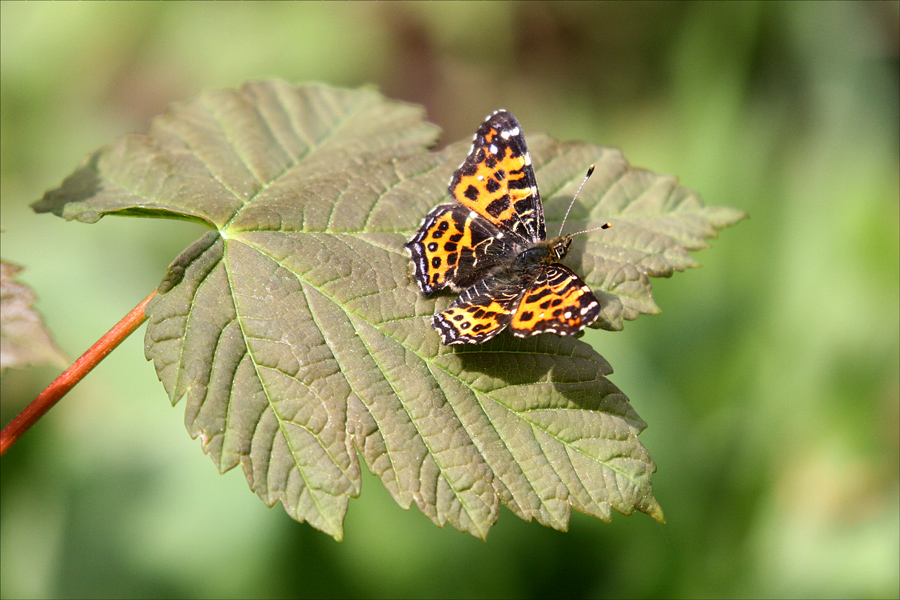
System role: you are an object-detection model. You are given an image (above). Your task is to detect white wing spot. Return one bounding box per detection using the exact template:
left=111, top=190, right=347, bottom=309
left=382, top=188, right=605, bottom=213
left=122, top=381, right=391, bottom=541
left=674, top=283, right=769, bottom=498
left=580, top=301, right=598, bottom=315
left=477, top=175, right=484, bottom=181
left=490, top=143, right=499, bottom=155
left=509, top=127, right=520, bottom=136
left=524, top=153, right=532, bottom=166
left=469, top=210, right=479, bottom=220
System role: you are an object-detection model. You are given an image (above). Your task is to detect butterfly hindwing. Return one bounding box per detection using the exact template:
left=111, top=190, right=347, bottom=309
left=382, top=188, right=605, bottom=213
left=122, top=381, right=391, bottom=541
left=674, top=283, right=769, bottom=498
left=433, top=276, right=525, bottom=344
left=509, top=264, right=601, bottom=337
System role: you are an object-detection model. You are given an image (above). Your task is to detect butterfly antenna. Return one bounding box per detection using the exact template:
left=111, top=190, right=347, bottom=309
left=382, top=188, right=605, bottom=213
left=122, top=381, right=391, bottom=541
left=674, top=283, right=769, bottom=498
left=558, top=164, right=595, bottom=237
left=568, top=221, right=612, bottom=237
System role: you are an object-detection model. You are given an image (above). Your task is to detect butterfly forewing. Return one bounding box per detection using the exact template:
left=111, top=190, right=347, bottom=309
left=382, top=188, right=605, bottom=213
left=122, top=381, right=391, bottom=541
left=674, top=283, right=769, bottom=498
left=406, top=204, right=520, bottom=295
left=448, top=111, right=545, bottom=242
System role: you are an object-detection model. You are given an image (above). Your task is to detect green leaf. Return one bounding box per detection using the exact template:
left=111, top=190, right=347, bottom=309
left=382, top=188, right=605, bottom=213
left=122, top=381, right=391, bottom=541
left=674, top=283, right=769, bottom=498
left=33, top=80, right=743, bottom=539
left=0, top=259, right=68, bottom=374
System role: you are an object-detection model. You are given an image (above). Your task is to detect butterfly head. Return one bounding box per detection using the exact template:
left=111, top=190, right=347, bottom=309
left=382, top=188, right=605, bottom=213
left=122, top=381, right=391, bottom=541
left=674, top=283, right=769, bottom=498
left=548, top=236, right=572, bottom=261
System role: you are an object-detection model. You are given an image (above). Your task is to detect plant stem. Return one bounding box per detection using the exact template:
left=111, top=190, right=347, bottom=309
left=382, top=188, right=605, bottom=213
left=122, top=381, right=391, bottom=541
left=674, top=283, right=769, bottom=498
left=0, top=290, right=156, bottom=456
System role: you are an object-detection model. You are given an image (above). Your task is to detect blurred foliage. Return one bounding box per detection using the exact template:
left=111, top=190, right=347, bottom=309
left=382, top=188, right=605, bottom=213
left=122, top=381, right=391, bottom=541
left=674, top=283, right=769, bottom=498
left=1, top=2, right=897, bottom=598
left=0, top=260, right=68, bottom=374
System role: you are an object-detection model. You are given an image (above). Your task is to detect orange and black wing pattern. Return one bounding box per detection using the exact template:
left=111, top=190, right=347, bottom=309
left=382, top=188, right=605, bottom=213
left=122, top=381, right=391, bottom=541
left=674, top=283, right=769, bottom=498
left=405, top=203, right=518, bottom=295
left=448, top=110, right=545, bottom=242
left=432, top=263, right=601, bottom=345
left=432, top=275, right=524, bottom=344
left=508, top=264, right=600, bottom=338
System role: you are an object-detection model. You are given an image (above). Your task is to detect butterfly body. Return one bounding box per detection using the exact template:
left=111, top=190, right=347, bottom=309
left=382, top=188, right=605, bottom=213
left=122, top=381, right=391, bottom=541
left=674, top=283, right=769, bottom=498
left=406, top=110, right=602, bottom=344
left=512, top=236, right=572, bottom=271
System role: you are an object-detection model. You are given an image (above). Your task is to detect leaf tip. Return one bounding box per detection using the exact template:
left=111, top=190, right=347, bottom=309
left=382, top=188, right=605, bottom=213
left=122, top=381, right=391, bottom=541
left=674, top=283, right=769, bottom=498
left=645, top=497, right=666, bottom=524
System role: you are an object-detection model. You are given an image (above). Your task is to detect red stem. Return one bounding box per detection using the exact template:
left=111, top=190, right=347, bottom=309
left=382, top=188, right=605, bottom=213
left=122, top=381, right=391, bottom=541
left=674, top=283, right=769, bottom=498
left=0, top=290, right=156, bottom=456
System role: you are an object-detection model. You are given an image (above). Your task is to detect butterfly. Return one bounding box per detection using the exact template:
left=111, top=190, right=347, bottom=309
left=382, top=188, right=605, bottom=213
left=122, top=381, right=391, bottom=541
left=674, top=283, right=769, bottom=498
left=405, top=110, right=609, bottom=345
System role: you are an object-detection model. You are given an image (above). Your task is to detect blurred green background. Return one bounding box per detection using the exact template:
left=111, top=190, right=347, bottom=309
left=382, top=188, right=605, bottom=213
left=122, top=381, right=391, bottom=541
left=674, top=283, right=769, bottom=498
left=2, top=2, right=897, bottom=598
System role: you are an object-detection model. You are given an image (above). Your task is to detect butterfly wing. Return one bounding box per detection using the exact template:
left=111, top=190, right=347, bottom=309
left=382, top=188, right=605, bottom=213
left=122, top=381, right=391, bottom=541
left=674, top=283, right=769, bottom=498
left=432, top=275, right=525, bottom=344
left=448, top=110, right=545, bottom=243
left=508, top=264, right=601, bottom=337
left=405, top=203, right=521, bottom=296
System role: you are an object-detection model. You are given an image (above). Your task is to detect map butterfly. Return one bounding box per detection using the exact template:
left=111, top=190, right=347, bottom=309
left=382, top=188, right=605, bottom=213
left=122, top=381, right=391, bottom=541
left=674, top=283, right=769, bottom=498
left=406, top=110, right=609, bottom=344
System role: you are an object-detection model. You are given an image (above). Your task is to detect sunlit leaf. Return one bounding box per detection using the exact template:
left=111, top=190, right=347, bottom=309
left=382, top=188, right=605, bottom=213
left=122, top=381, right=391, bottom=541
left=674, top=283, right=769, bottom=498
left=34, top=81, right=744, bottom=539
